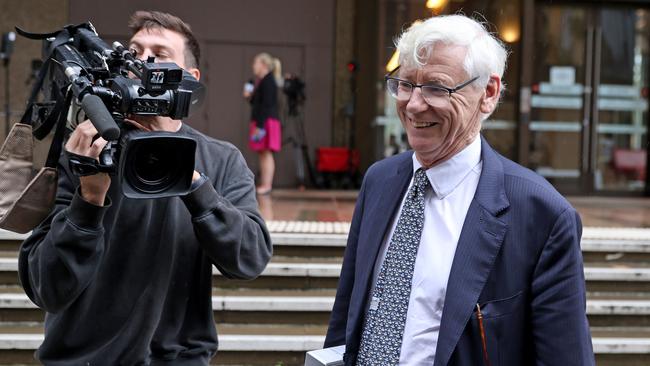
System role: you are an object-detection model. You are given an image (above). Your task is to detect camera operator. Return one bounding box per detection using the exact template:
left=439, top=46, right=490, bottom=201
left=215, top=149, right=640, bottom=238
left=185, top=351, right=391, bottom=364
left=18, top=10, right=272, bottom=366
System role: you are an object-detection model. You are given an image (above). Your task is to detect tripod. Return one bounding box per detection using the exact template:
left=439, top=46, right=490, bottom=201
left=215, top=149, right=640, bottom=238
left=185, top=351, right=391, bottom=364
left=281, top=100, right=320, bottom=189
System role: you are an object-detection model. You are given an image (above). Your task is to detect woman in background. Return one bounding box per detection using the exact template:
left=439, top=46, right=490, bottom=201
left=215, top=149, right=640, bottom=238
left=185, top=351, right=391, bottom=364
left=243, top=53, right=282, bottom=195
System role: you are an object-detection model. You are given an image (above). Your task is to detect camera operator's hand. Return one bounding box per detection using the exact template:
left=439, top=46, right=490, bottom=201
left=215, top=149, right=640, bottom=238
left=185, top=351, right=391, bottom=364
left=65, top=120, right=111, bottom=206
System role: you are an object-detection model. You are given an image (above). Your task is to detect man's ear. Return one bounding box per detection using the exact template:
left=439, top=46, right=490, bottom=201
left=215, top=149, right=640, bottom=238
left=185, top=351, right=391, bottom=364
left=187, top=67, right=201, bottom=81
left=479, top=74, right=501, bottom=114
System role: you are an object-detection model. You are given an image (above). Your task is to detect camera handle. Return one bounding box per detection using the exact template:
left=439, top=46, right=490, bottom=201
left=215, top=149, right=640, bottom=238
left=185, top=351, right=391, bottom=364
left=80, top=93, right=120, bottom=140
left=62, top=63, right=120, bottom=141
left=67, top=142, right=116, bottom=177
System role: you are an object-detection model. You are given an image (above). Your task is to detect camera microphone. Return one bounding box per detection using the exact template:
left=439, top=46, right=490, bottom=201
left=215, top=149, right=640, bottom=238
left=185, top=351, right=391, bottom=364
left=81, top=94, right=120, bottom=140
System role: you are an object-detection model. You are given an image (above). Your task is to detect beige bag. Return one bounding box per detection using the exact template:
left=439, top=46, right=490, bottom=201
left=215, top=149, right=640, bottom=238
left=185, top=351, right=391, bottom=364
left=0, top=30, right=73, bottom=234
left=0, top=123, right=58, bottom=233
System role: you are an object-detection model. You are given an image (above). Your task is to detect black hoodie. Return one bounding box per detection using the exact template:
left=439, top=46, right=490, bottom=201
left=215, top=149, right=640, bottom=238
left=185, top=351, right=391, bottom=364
left=19, top=124, right=272, bottom=365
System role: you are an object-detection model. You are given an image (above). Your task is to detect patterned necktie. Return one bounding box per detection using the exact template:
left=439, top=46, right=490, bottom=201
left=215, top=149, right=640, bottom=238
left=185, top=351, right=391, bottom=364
left=356, top=168, right=430, bottom=365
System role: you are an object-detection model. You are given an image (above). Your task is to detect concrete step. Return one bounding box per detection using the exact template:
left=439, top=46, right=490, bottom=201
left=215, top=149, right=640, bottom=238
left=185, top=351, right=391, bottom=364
left=3, top=226, right=650, bottom=241
left=4, top=227, right=650, bottom=257
left=0, top=322, right=329, bottom=336
left=0, top=230, right=348, bottom=258
left=0, top=332, right=326, bottom=352
left=1, top=292, right=650, bottom=327
left=0, top=333, right=326, bottom=366
left=0, top=332, right=648, bottom=354
left=2, top=257, right=650, bottom=279
left=0, top=332, right=646, bottom=366
left=2, top=256, right=650, bottom=289
left=0, top=322, right=647, bottom=339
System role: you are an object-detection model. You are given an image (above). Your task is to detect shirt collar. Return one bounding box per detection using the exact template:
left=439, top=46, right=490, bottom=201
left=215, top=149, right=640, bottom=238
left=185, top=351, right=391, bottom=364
left=412, top=135, right=482, bottom=199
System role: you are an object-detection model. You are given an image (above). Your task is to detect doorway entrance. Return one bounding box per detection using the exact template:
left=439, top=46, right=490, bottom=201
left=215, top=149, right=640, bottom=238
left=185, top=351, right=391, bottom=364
left=524, top=2, right=650, bottom=194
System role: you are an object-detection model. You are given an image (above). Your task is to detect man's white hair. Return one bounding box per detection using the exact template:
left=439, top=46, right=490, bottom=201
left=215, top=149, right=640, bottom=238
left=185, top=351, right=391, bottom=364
left=395, top=14, right=508, bottom=91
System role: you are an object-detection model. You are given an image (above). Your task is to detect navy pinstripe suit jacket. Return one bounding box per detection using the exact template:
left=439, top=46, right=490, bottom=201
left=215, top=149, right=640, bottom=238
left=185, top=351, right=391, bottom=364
left=325, top=136, right=595, bottom=366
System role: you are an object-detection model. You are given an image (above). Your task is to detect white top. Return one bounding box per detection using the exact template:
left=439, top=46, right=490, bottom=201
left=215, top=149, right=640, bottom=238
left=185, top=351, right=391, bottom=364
left=370, top=136, right=482, bottom=365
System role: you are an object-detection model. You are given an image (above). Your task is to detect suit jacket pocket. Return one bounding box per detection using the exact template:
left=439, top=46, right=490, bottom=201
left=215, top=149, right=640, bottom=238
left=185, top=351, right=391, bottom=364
left=469, top=290, right=527, bottom=366
left=476, top=290, right=524, bottom=319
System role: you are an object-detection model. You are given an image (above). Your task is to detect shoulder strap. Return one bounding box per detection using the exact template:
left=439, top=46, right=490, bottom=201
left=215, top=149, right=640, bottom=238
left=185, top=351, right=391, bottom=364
left=44, top=90, right=72, bottom=168
left=18, top=28, right=72, bottom=140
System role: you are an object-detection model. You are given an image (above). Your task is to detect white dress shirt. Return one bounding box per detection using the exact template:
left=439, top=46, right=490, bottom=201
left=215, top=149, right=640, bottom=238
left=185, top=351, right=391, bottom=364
left=370, top=136, right=482, bottom=365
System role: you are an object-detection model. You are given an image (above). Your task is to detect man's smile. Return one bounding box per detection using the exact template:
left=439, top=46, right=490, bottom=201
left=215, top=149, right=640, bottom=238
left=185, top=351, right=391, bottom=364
left=409, top=119, right=439, bottom=129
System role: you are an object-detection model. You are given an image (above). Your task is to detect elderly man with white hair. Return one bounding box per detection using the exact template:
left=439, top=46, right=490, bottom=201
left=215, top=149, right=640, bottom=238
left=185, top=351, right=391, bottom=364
left=325, top=14, right=595, bottom=366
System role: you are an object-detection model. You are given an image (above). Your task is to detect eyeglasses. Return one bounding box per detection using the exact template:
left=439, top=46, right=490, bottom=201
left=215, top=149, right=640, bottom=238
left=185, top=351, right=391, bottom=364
left=385, top=66, right=479, bottom=107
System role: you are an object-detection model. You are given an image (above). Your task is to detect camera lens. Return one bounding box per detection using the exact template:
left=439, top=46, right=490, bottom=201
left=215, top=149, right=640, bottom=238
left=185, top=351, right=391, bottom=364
left=120, top=132, right=196, bottom=199
left=127, top=139, right=182, bottom=194
left=135, top=150, right=168, bottom=184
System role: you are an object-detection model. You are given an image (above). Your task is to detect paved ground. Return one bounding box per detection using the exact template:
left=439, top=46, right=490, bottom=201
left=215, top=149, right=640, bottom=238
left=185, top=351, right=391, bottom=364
left=569, top=196, right=650, bottom=228
left=261, top=189, right=650, bottom=228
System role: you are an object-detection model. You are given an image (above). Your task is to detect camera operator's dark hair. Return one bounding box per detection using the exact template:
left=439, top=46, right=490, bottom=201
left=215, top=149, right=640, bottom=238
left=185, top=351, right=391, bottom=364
left=128, top=10, right=200, bottom=69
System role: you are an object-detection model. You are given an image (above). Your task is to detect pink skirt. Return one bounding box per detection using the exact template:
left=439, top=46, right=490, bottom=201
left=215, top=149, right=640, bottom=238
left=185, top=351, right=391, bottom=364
left=249, top=118, right=282, bottom=152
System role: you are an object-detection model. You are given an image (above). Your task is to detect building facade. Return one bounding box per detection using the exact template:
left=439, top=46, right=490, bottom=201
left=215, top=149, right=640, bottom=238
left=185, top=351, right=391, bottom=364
left=1, top=0, right=648, bottom=195
left=368, top=0, right=650, bottom=196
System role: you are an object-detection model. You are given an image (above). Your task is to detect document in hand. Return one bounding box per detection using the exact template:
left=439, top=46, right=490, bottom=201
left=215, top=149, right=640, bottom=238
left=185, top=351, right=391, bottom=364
left=304, top=345, right=345, bottom=366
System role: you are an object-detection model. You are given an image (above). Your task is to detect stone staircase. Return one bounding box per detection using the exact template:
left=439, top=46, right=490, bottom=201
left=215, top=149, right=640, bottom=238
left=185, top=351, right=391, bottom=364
left=0, top=225, right=649, bottom=365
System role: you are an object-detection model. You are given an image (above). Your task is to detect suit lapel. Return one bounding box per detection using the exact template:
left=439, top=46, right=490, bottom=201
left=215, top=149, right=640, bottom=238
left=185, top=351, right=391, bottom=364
left=434, top=137, right=510, bottom=366
left=357, top=153, right=414, bottom=290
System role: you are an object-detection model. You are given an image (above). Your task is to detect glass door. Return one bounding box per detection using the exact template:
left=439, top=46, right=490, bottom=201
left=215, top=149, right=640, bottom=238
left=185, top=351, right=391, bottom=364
left=528, top=5, right=589, bottom=193
left=592, top=7, right=649, bottom=193
left=527, top=2, right=650, bottom=194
